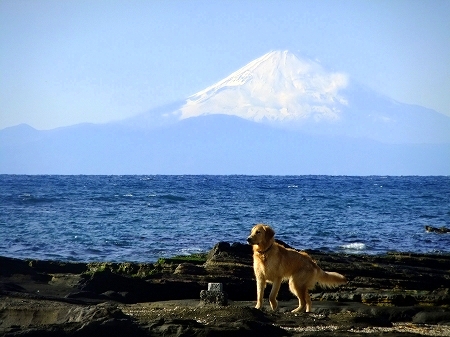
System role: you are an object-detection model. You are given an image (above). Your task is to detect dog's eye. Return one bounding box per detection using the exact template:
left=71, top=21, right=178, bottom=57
left=256, top=230, right=261, bottom=234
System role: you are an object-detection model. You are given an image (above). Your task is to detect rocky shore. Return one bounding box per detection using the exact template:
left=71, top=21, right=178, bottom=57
left=1, top=242, right=450, bottom=336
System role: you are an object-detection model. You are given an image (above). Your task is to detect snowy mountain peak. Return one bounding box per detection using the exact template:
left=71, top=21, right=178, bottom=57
left=179, top=50, right=349, bottom=123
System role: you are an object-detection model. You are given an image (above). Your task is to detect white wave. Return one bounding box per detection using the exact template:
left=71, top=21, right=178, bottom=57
left=341, top=242, right=366, bottom=250
left=179, top=247, right=204, bottom=255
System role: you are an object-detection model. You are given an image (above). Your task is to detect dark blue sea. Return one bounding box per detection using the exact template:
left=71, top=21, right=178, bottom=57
left=1, top=175, right=449, bottom=263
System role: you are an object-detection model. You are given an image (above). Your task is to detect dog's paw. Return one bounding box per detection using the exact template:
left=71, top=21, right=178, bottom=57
left=291, top=307, right=304, bottom=313
left=269, top=300, right=278, bottom=311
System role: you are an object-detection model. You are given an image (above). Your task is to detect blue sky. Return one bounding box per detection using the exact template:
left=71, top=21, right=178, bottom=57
left=1, top=0, right=449, bottom=130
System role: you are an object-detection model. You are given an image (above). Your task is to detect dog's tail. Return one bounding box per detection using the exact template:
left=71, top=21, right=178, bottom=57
left=316, top=270, right=347, bottom=288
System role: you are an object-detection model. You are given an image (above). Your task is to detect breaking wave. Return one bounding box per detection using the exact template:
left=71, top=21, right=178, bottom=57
left=341, top=243, right=366, bottom=251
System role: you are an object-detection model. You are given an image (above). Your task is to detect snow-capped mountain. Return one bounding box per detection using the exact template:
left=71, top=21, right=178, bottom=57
left=1, top=50, right=449, bottom=174
left=179, top=50, right=349, bottom=124
left=166, top=50, right=450, bottom=144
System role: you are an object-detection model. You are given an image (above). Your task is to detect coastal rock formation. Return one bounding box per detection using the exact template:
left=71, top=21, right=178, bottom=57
left=425, top=225, right=450, bottom=234
left=1, top=243, right=450, bottom=336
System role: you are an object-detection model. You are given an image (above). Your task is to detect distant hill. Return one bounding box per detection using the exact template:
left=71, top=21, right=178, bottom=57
left=1, top=115, right=448, bottom=175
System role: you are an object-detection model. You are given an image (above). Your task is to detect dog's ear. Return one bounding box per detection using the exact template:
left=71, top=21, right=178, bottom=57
left=263, top=225, right=275, bottom=240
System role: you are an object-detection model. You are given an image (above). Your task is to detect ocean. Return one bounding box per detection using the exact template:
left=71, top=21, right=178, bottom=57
left=1, top=175, right=449, bottom=263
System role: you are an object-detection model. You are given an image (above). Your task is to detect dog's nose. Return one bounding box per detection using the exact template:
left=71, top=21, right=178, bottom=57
left=247, top=237, right=252, bottom=243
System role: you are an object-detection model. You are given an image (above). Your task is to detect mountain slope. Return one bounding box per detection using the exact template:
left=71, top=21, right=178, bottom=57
left=1, top=115, right=449, bottom=175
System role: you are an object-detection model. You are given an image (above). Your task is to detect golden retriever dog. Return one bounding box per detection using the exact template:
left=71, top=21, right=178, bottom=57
left=247, top=224, right=347, bottom=313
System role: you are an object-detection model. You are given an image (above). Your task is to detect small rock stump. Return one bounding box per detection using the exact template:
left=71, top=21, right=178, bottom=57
left=200, top=283, right=228, bottom=306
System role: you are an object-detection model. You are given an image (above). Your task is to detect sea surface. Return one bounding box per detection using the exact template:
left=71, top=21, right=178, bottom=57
left=1, top=175, right=449, bottom=263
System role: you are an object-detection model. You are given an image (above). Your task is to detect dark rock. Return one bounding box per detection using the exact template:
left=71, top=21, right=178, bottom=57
left=66, top=304, right=146, bottom=337
left=28, top=260, right=87, bottom=274
left=384, top=307, right=421, bottom=322
left=78, top=270, right=205, bottom=303
left=201, top=242, right=257, bottom=302
left=425, top=225, right=450, bottom=234
left=352, top=315, right=393, bottom=328
left=78, top=269, right=143, bottom=293
left=429, top=288, right=450, bottom=305
left=144, top=318, right=205, bottom=337
left=231, top=242, right=254, bottom=254
left=0, top=303, right=146, bottom=337
left=72, top=317, right=146, bottom=337
left=319, top=291, right=356, bottom=302
left=101, top=290, right=131, bottom=302
left=360, top=292, right=418, bottom=306
left=2, top=327, right=63, bottom=336
left=0, top=282, right=27, bottom=293
left=144, top=317, right=287, bottom=337
left=413, top=310, right=450, bottom=325
left=220, top=319, right=288, bottom=337
left=66, top=290, right=107, bottom=300
left=0, top=256, right=36, bottom=276
left=173, top=263, right=206, bottom=275
left=207, top=241, right=252, bottom=264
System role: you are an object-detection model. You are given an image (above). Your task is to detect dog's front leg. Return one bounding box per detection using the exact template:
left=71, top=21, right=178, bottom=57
left=269, top=278, right=282, bottom=311
left=255, top=278, right=266, bottom=309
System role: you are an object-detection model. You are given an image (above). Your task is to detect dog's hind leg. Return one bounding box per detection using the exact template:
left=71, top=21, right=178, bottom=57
left=269, top=278, right=282, bottom=311
left=289, top=278, right=307, bottom=313
left=303, top=288, right=312, bottom=312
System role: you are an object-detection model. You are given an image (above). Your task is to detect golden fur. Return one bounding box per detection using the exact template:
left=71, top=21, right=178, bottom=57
left=247, top=224, right=347, bottom=312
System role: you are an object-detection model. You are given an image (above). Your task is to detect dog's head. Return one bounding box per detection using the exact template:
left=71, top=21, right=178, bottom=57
left=247, top=224, right=275, bottom=247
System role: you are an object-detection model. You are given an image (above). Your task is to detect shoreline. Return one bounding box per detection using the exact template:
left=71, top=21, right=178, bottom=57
left=1, top=244, right=450, bottom=336
left=2, top=246, right=449, bottom=265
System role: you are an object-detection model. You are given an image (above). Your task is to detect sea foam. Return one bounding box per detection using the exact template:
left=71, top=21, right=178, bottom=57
left=341, top=243, right=366, bottom=250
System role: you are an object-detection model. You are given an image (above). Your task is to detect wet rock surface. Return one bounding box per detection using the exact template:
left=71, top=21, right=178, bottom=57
left=1, top=243, right=450, bottom=336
